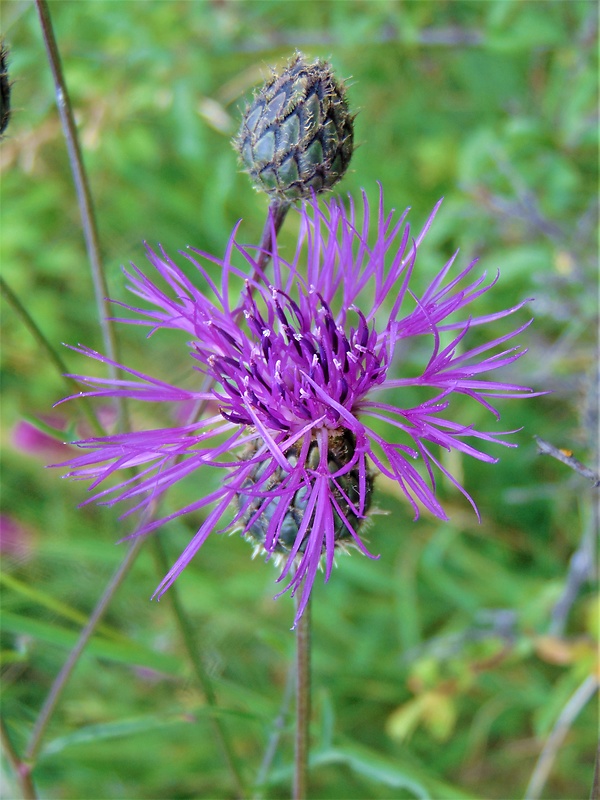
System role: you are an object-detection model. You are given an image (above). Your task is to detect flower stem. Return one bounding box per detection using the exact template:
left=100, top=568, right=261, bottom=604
left=293, top=593, right=312, bottom=800
left=253, top=660, right=296, bottom=798
left=0, top=275, right=104, bottom=436
left=254, top=200, right=290, bottom=277
left=0, top=717, right=38, bottom=800
left=151, top=535, right=248, bottom=799
left=591, top=744, right=600, bottom=800
left=33, top=0, right=127, bottom=431
left=24, top=538, right=144, bottom=767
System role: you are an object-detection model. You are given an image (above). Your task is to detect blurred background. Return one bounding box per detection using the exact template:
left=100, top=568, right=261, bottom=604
left=1, top=2, right=597, bottom=798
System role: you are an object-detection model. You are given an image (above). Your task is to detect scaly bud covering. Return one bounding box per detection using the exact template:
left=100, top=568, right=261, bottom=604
left=235, top=52, right=354, bottom=201
left=239, top=430, right=373, bottom=557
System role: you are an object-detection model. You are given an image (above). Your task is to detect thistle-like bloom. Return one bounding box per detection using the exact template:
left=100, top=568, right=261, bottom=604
left=56, top=188, right=536, bottom=626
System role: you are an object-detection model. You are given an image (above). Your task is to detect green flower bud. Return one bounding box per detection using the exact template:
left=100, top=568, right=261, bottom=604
left=235, top=52, right=355, bottom=202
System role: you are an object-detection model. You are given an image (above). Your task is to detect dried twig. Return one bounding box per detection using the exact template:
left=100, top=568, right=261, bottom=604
left=525, top=674, right=599, bottom=800
left=534, top=436, right=599, bottom=487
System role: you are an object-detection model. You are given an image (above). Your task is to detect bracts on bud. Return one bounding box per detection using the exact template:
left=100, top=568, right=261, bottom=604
left=234, top=52, right=355, bottom=202
left=237, top=429, right=373, bottom=565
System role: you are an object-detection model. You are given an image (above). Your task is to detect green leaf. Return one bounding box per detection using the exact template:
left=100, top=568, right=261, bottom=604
left=310, top=740, right=481, bottom=799
left=0, top=572, right=128, bottom=643
left=41, top=713, right=195, bottom=757
left=1, top=611, right=182, bottom=675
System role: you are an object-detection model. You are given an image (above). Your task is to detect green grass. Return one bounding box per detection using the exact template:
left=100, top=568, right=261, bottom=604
left=1, top=2, right=597, bottom=798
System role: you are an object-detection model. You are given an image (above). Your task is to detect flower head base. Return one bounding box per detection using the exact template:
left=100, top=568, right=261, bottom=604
left=56, top=187, right=537, bottom=627
left=239, top=429, right=374, bottom=558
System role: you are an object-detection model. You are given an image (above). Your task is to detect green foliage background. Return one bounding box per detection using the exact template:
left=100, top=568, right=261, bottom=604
left=1, top=1, right=597, bottom=798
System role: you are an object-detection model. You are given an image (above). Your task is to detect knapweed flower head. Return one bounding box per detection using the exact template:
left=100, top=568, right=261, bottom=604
left=56, top=187, right=536, bottom=626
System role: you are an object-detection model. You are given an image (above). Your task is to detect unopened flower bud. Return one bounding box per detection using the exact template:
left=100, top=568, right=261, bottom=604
left=235, top=52, right=354, bottom=202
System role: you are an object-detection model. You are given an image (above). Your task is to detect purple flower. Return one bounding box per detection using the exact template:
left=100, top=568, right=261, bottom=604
left=56, top=187, right=537, bottom=626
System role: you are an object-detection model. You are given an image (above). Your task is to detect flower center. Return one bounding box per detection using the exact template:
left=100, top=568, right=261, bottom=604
left=212, top=286, right=387, bottom=432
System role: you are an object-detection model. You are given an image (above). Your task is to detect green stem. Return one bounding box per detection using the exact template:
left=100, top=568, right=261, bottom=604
left=151, top=535, right=248, bottom=799
left=24, top=537, right=145, bottom=766
left=591, top=742, right=600, bottom=800
left=34, top=0, right=127, bottom=431
left=253, top=662, right=295, bottom=798
left=254, top=200, right=290, bottom=276
left=0, top=275, right=104, bottom=436
left=0, top=717, right=38, bottom=800
left=293, top=594, right=312, bottom=800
